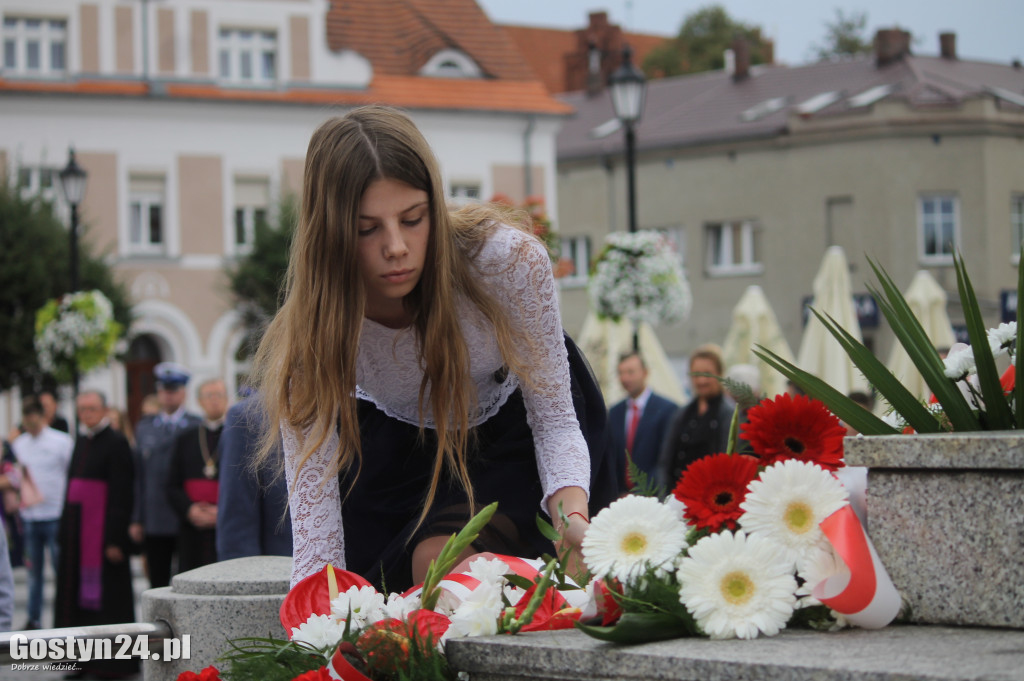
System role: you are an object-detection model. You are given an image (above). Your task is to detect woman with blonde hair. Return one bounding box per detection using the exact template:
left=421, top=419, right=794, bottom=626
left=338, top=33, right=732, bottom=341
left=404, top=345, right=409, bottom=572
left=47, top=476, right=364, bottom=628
left=253, top=105, right=618, bottom=590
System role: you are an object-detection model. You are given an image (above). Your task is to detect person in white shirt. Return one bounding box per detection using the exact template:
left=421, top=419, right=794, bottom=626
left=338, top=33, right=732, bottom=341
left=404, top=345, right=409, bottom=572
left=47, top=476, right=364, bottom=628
left=11, top=396, right=73, bottom=629
left=251, top=106, right=621, bottom=592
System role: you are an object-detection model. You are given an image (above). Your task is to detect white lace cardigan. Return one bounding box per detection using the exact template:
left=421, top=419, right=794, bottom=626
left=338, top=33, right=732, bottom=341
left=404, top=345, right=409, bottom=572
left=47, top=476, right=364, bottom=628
left=283, top=225, right=591, bottom=585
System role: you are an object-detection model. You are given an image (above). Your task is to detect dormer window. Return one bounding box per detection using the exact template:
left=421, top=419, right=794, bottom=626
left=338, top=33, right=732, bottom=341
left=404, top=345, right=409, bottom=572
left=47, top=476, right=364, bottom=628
left=420, top=49, right=481, bottom=79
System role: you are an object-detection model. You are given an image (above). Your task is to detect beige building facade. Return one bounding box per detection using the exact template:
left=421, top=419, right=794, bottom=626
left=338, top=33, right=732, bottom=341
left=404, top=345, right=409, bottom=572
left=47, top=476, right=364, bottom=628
left=0, top=0, right=570, bottom=428
left=555, top=33, right=1024, bottom=387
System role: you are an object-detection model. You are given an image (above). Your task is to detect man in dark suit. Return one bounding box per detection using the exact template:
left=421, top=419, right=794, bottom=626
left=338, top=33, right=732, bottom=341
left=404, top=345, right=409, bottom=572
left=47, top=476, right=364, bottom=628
left=608, top=352, right=678, bottom=487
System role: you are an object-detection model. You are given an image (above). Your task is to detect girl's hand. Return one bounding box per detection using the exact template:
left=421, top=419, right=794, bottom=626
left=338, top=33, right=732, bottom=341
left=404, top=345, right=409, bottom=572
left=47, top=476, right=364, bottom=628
left=554, top=511, right=589, bottom=582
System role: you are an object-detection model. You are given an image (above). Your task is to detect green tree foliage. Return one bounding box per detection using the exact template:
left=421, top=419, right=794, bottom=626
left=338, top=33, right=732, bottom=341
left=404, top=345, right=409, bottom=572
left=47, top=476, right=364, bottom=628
left=0, top=184, right=132, bottom=392
left=809, top=9, right=873, bottom=61
left=226, top=194, right=298, bottom=357
left=642, top=5, right=771, bottom=77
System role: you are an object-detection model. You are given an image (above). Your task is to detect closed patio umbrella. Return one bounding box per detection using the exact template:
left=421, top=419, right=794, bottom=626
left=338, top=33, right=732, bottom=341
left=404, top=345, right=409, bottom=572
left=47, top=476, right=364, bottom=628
left=797, top=246, right=869, bottom=395
left=577, top=312, right=686, bottom=406
left=886, top=270, right=956, bottom=401
left=722, top=285, right=796, bottom=399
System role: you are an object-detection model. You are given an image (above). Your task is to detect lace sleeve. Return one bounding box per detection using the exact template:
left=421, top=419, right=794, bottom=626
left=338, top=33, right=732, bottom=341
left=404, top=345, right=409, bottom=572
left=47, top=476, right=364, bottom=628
left=281, top=422, right=346, bottom=587
left=479, top=228, right=591, bottom=512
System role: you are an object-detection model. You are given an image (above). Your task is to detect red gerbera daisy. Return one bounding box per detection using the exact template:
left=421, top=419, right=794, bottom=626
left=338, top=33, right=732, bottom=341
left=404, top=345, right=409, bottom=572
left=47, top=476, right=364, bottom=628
left=740, top=393, right=846, bottom=471
left=672, top=453, right=760, bottom=532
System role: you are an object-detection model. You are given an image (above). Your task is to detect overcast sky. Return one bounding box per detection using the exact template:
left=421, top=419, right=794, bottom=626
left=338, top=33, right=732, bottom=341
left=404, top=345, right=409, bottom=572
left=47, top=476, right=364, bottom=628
left=476, top=0, right=1022, bottom=67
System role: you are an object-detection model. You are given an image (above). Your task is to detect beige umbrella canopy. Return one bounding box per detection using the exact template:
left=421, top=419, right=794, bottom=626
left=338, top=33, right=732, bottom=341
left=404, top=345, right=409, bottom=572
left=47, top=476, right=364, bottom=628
left=577, top=312, right=686, bottom=406
left=797, top=246, right=869, bottom=395
left=722, top=285, right=796, bottom=399
left=886, top=270, right=956, bottom=401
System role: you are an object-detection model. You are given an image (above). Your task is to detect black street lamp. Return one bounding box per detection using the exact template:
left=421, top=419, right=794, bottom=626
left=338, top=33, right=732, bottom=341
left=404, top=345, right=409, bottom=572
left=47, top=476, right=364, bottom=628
left=59, top=148, right=88, bottom=403
left=609, top=45, right=647, bottom=349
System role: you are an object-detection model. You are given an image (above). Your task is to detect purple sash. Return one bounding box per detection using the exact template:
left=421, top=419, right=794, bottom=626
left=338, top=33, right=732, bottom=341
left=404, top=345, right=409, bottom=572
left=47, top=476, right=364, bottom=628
left=67, top=478, right=108, bottom=611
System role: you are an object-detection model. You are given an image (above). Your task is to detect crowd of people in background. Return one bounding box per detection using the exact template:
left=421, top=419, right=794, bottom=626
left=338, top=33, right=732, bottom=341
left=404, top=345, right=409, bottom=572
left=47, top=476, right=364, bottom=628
left=0, top=361, right=293, bottom=677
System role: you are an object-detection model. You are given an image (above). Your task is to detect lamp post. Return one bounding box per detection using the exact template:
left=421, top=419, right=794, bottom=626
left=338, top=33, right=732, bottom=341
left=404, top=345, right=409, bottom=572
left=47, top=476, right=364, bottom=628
left=59, top=148, right=88, bottom=404
left=609, top=45, right=647, bottom=350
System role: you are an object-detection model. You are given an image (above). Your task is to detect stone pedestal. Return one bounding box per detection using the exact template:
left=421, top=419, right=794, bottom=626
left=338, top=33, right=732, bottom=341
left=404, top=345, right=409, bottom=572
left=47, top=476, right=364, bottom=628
left=844, top=432, right=1024, bottom=629
left=141, top=556, right=292, bottom=681
left=446, top=627, right=1024, bottom=681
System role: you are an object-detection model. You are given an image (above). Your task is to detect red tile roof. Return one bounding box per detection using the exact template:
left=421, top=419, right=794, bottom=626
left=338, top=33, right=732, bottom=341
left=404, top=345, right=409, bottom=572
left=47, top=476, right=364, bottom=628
left=0, top=75, right=573, bottom=115
left=327, top=0, right=537, bottom=80
left=502, top=23, right=668, bottom=94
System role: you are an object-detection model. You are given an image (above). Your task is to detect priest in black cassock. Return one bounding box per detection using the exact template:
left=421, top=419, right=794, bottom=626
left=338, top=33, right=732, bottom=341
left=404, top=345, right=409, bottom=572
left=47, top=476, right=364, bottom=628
left=56, top=390, right=138, bottom=678
left=168, top=378, right=229, bottom=572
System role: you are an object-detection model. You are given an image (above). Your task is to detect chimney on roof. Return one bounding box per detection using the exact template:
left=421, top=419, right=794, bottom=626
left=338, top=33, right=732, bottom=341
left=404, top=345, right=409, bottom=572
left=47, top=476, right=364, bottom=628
left=939, top=32, right=957, bottom=59
left=874, top=28, right=912, bottom=67
left=586, top=41, right=603, bottom=97
left=732, top=35, right=751, bottom=81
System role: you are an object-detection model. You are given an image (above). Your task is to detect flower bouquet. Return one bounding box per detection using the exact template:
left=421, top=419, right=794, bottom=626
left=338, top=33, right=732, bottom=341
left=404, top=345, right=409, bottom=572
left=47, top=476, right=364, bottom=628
left=753, top=253, right=1021, bottom=433
left=34, top=289, right=122, bottom=383
left=588, top=230, right=692, bottom=326
left=574, top=393, right=900, bottom=643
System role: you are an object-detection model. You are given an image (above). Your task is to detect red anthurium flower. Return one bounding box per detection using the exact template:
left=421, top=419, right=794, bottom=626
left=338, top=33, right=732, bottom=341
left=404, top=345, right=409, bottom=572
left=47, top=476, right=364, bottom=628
left=280, top=565, right=373, bottom=635
left=594, top=578, right=623, bottom=627
left=176, top=666, right=221, bottom=681
left=673, top=453, right=760, bottom=532
left=513, top=583, right=579, bottom=632
left=291, top=667, right=331, bottom=681
left=1001, top=365, right=1015, bottom=394
left=740, top=393, right=846, bottom=471
left=406, top=609, right=452, bottom=641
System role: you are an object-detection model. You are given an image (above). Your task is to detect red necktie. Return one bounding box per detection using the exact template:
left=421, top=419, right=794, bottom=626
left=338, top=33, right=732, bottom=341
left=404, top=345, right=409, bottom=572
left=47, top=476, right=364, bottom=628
left=626, top=402, right=641, bottom=453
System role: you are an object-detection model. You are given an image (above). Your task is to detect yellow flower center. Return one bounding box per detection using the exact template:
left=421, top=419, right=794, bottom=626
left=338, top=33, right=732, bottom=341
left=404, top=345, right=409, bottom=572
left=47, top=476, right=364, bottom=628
left=719, top=570, right=755, bottom=605
left=784, top=501, right=814, bottom=534
left=620, top=531, right=648, bottom=555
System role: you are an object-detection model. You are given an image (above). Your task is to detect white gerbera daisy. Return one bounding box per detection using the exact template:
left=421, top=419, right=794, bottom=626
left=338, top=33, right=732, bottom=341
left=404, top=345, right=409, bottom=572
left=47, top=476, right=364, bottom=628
left=738, top=460, right=849, bottom=572
left=581, top=495, right=688, bottom=585
left=290, top=613, right=347, bottom=651
left=677, top=530, right=796, bottom=639
left=330, top=585, right=386, bottom=632
left=795, top=546, right=851, bottom=630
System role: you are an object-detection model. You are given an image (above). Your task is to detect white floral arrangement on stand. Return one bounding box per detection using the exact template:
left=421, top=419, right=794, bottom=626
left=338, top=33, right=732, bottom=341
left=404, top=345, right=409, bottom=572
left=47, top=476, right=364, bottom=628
left=35, top=289, right=122, bottom=383
left=588, top=230, right=692, bottom=326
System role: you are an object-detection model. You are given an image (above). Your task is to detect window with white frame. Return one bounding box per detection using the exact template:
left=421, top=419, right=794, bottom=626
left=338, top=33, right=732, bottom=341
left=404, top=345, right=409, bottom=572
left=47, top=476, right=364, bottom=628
left=1012, top=194, right=1024, bottom=263
left=705, top=220, right=762, bottom=275
left=15, top=166, right=58, bottom=201
left=2, top=16, right=66, bottom=75
left=128, top=175, right=166, bottom=255
left=234, top=177, right=270, bottom=254
left=448, top=181, right=481, bottom=206
left=218, top=28, right=276, bottom=85
left=918, top=193, right=958, bottom=263
left=558, top=234, right=591, bottom=288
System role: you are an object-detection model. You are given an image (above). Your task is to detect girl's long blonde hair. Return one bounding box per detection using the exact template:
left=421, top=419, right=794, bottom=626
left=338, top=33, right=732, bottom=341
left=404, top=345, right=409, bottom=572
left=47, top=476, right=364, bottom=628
left=252, top=105, right=535, bottom=531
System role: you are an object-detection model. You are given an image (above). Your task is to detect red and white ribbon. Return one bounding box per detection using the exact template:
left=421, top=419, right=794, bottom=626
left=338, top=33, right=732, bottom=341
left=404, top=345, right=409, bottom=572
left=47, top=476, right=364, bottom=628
left=814, top=504, right=900, bottom=628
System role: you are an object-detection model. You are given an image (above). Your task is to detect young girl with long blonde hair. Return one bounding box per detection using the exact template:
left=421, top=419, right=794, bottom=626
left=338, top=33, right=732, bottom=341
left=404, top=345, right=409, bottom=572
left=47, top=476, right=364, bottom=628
left=253, top=105, right=619, bottom=590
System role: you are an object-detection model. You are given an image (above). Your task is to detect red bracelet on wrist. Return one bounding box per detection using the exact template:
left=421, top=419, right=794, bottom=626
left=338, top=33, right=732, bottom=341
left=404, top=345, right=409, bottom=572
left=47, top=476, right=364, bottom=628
left=567, top=511, right=590, bottom=524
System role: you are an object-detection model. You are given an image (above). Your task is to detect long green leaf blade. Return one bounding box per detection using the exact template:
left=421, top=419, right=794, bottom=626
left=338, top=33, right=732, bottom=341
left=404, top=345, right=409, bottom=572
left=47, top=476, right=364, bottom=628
left=575, top=612, right=695, bottom=643
left=954, top=253, right=1014, bottom=428
left=810, top=308, right=941, bottom=433
left=752, top=345, right=898, bottom=435
left=1016, top=248, right=1024, bottom=429
left=865, top=260, right=980, bottom=430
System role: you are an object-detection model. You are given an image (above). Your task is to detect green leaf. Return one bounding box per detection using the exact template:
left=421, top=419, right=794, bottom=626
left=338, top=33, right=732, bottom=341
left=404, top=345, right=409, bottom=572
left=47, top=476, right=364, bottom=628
left=575, top=612, right=696, bottom=643
left=954, top=252, right=1014, bottom=428
left=1016, top=248, right=1024, bottom=429
left=536, top=513, right=561, bottom=542
left=809, top=307, right=942, bottom=433
left=752, top=346, right=898, bottom=435
left=420, top=502, right=498, bottom=611
left=865, top=259, right=980, bottom=430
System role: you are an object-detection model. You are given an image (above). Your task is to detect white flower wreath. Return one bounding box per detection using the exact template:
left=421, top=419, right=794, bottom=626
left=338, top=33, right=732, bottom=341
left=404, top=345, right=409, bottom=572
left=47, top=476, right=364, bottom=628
left=587, top=230, right=692, bottom=326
